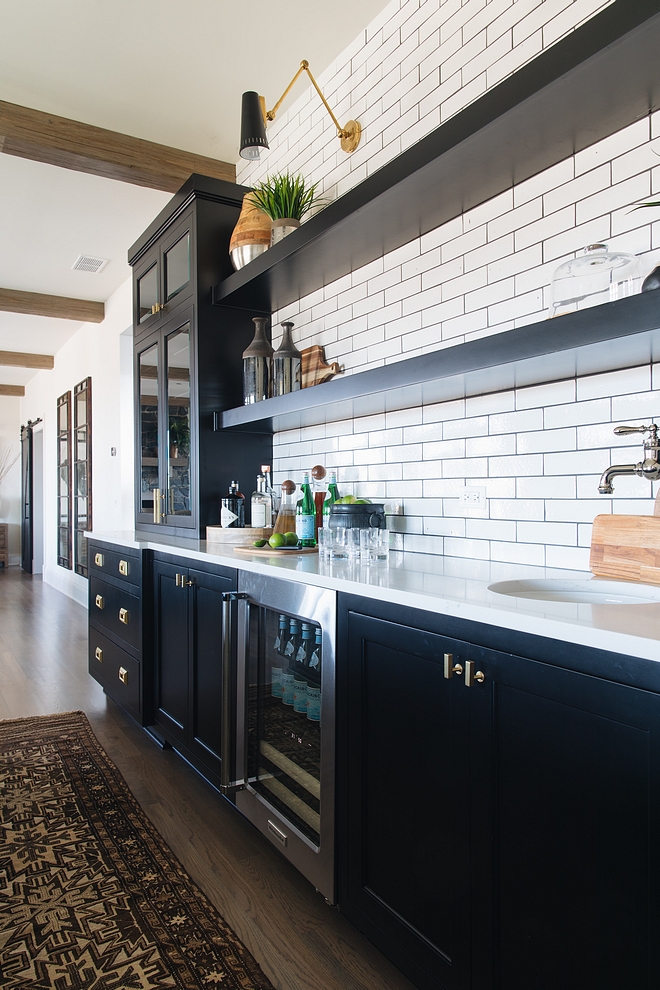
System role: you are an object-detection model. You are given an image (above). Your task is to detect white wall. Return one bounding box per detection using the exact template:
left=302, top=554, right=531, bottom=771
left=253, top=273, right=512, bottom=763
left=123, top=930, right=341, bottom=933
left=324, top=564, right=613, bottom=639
left=20, top=277, right=133, bottom=605
left=234, top=0, right=660, bottom=571
left=0, top=396, right=22, bottom=564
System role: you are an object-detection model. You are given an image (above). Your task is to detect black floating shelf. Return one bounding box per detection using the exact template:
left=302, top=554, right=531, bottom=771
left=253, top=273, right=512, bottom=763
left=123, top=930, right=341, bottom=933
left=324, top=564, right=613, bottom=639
left=219, top=291, right=660, bottom=434
left=212, top=1, right=660, bottom=315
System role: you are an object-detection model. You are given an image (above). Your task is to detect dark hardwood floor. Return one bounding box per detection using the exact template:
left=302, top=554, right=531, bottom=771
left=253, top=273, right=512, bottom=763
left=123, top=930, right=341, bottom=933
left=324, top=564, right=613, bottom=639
left=0, top=568, right=416, bottom=990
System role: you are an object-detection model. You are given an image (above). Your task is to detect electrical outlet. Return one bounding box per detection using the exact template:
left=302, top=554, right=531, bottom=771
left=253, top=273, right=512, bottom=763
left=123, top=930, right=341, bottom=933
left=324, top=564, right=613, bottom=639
left=458, top=487, right=487, bottom=516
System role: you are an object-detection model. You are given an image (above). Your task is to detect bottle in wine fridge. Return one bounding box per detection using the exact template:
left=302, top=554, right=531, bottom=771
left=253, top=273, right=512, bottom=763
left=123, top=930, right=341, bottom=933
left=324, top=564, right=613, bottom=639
left=282, top=618, right=300, bottom=705
left=271, top=613, right=287, bottom=698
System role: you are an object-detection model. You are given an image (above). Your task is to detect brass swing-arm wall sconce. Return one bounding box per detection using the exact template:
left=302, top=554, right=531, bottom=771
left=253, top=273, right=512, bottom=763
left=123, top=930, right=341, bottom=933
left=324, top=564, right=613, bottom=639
left=240, top=60, right=361, bottom=161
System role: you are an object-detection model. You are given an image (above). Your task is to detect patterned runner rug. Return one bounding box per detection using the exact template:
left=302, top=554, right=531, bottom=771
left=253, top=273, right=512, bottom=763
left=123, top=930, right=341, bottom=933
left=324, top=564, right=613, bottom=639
left=0, top=711, right=274, bottom=989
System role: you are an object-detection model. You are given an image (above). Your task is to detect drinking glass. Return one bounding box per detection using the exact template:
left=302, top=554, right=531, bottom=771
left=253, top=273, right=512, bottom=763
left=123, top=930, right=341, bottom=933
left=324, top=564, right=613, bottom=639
left=330, top=527, right=350, bottom=560
left=360, top=527, right=390, bottom=561
left=317, top=526, right=333, bottom=559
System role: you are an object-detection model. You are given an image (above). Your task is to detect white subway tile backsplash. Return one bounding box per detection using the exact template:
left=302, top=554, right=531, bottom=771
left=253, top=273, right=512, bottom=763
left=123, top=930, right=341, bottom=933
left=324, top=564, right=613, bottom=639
left=254, top=0, right=649, bottom=566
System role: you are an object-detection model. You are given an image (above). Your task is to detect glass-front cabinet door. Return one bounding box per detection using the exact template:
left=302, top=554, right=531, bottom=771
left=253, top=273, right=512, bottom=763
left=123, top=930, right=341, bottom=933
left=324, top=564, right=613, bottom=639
left=135, top=313, right=196, bottom=533
left=137, top=339, right=160, bottom=523
left=165, top=323, right=191, bottom=519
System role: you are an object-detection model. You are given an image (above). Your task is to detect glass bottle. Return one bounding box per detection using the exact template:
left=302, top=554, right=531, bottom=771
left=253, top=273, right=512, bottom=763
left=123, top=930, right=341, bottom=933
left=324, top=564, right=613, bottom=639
left=282, top=618, right=300, bottom=706
left=296, top=472, right=316, bottom=546
left=272, top=321, right=301, bottom=396
left=296, top=622, right=313, bottom=666
left=323, top=471, right=340, bottom=520
left=309, top=627, right=322, bottom=676
left=273, top=480, right=297, bottom=535
left=242, top=316, right=273, bottom=404
left=311, top=464, right=326, bottom=540
left=250, top=473, right=271, bottom=529
left=220, top=480, right=245, bottom=528
left=261, top=464, right=279, bottom=526
left=271, top=613, right=287, bottom=698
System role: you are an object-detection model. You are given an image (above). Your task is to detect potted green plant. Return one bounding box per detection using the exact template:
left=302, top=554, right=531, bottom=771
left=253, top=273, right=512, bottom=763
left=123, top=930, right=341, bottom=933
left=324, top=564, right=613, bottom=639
left=169, top=417, right=190, bottom=459
left=249, top=172, right=325, bottom=245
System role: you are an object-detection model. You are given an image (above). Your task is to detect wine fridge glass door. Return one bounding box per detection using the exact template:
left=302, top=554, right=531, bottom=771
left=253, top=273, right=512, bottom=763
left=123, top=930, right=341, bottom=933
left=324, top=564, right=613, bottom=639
left=235, top=572, right=336, bottom=903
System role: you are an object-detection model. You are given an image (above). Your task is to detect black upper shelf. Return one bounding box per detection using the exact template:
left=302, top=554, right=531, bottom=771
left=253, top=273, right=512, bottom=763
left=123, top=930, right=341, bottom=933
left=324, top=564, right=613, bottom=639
left=212, top=1, right=660, bottom=315
left=219, top=290, right=660, bottom=433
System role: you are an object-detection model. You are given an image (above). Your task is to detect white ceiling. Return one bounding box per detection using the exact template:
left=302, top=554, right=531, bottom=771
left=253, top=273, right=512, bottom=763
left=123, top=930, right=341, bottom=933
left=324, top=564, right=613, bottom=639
left=0, top=0, right=389, bottom=386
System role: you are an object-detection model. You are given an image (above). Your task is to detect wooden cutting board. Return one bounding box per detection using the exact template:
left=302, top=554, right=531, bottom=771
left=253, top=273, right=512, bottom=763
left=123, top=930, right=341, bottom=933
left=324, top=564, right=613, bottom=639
left=590, top=513, right=660, bottom=584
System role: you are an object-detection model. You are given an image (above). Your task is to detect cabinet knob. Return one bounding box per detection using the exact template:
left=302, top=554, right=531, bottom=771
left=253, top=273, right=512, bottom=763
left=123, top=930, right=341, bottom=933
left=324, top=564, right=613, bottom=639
left=118, top=559, right=129, bottom=576
left=94, top=552, right=104, bottom=567
left=464, top=660, right=485, bottom=687
left=95, top=594, right=104, bottom=610
left=94, top=646, right=103, bottom=663
left=443, top=653, right=463, bottom=679
left=119, top=608, right=129, bottom=625
left=118, top=667, right=128, bottom=685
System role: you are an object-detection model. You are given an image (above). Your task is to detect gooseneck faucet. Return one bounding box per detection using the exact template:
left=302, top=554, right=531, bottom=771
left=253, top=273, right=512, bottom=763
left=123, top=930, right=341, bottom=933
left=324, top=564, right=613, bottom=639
left=598, top=424, right=660, bottom=494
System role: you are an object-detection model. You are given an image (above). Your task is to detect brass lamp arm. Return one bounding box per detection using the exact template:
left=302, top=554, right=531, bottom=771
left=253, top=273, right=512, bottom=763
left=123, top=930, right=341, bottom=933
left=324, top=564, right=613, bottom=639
left=267, top=60, right=348, bottom=139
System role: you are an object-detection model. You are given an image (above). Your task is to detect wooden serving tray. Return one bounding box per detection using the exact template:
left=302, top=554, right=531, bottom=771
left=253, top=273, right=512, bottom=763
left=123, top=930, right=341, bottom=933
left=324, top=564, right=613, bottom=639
left=233, top=545, right=318, bottom=556
left=590, top=513, right=660, bottom=585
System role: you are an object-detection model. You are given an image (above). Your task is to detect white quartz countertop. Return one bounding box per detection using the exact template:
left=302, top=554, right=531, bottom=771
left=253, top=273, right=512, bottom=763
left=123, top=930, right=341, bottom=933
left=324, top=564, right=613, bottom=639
left=87, top=531, right=660, bottom=663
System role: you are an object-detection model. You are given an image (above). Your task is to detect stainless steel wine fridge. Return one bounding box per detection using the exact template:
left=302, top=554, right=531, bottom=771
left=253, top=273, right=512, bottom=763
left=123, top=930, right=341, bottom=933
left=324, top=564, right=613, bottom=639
left=223, top=572, right=336, bottom=903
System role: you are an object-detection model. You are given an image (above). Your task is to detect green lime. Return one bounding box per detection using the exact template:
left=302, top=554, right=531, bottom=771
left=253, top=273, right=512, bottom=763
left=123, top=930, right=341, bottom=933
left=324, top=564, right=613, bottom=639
left=253, top=539, right=268, bottom=547
left=268, top=533, right=285, bottom=548
left=284, top=531, right=299, bottom=547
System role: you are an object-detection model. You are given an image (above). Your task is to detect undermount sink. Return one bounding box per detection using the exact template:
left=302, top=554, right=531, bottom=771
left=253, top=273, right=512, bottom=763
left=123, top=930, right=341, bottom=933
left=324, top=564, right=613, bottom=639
left=488, top=578, right=660, bottom=605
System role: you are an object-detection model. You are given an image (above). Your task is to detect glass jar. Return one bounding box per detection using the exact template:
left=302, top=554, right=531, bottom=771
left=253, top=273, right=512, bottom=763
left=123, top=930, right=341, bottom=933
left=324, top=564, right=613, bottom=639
left=548, top=244, right=641, bottom=318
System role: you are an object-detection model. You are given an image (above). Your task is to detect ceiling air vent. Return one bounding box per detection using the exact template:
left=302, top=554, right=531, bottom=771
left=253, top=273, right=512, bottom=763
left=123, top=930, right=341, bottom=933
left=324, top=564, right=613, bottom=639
left=72, top=254, right=108, bottom=274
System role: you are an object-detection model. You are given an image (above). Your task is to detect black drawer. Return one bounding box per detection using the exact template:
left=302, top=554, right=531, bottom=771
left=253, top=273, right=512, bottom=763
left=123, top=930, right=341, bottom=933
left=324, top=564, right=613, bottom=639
left=89, top=576, right=141, bottom=654
left=89, top=628, right=141, bottom=721
left=89, top=544, right=140, bottom=590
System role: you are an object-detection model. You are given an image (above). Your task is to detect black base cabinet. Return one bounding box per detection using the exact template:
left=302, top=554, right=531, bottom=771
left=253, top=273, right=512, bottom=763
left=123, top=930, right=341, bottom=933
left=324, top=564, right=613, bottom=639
left=151, top=551, right=237, bottom=790
left=337, top=594, right=660, bottom=990
left=88, top=540, right=146, bottom=725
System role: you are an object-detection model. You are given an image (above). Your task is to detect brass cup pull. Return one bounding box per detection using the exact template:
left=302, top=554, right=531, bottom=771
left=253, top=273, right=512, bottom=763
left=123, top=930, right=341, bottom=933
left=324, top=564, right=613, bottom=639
left=95, top=594, right=104, bottom=610
left=95, top=646, right=103, bottom=663
left=443, top=653, right=463, bottom=679
left=118, top=560, right=129, bottom=576
left=118, top=667, right=128, bottom=685
left=465, top=660, right=485, bottom=687
left=94, top=552, right=104, bottom=567
left=119, top=608, right=129, bottom=625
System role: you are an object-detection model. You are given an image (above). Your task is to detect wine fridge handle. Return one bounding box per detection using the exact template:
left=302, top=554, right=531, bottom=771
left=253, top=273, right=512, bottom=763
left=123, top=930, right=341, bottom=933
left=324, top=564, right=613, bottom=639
left=221, top=592, right=249, bottom=794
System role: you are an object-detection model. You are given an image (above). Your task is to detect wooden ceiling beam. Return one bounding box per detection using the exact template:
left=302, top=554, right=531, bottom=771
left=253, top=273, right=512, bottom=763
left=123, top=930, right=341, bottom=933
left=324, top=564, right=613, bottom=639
left=0, top=100, right=236, bottom=193
left=0, top=384, right=25, bottom=396
left=0, top=350, right=54, bottom=370
left=0, top=287, right=105, bottom=323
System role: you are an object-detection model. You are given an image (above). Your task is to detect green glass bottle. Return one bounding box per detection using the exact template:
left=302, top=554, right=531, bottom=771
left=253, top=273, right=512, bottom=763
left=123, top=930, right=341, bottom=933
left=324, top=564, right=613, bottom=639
left=322, top=471, right=340, bottom=520
left=296, top=472, right=316, bottom=546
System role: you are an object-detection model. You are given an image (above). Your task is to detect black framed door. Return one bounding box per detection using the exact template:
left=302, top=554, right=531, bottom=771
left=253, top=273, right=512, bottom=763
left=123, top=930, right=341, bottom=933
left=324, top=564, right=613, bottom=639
left=20, top=424, right=32, bottom=573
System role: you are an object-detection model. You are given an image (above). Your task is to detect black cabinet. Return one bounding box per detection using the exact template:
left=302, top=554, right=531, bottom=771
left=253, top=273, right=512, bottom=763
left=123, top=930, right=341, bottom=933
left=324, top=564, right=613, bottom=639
left=151, top=551, right=237, bottom=789
left=88, top=540, right=146, bottom=725
left=129, top=175, right=271, bottom=538
left=338, top=595, right=660, bottom=990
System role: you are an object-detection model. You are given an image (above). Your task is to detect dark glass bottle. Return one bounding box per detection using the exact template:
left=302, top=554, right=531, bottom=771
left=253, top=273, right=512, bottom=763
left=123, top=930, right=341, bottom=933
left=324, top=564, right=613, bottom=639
left=220, top=480, right=245, bottom=528
left=322, top=471, right=340, bottom=520
left=309, top=627, right=322, bottom=676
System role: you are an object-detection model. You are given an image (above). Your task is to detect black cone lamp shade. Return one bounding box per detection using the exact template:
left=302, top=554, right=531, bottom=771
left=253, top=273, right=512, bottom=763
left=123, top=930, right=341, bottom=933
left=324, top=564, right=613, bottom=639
left=240, top=91, right=269, bottom=161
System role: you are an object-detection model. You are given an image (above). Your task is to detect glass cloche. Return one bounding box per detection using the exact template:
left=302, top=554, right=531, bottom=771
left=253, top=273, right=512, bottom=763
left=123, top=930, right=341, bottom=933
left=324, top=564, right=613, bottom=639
left=548, top=244, right=641, bottom=318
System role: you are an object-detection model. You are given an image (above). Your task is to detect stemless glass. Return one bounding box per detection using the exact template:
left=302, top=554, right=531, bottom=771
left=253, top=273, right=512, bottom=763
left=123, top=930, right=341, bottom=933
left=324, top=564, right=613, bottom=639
left=330, top=527, right=350, bottom=560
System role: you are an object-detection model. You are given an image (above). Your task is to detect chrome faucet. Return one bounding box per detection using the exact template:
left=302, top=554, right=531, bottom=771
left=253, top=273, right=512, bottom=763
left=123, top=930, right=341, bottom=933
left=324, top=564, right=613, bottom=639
left=598, top=424, right=660, bottom=494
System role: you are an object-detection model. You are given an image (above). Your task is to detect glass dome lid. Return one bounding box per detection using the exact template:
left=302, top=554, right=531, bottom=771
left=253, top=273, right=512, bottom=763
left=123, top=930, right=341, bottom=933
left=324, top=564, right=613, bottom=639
left=549, top=243, right=640, bottom=318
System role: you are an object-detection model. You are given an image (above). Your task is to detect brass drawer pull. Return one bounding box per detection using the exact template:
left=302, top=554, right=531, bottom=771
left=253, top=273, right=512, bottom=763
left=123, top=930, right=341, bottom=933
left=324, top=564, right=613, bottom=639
left=94, top=552, right=104, bottom=567
left=95, top=594, right=104, bottom=610
left=119, top=608, right=129, bottom=625
left=95, top=646, right=103, bottom=663
left=443, top=653, right=463, bottom=679
left=175, top=572, right=193, bottom=588
left=464, top=660, right=485, bottom=687
left=118, top=667, right=128, bottom=685
left=118, top=559, right=129, bottom=576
